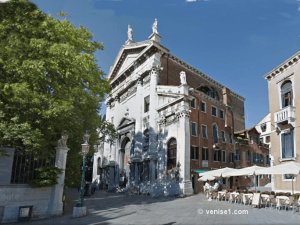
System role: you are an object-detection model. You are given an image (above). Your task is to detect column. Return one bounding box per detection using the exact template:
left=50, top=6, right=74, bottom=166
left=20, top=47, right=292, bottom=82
left=177, top=84, right=193, bottom=196
left=48, top=135, right=70, bottom=216
left=134, top=76, right=143, bottom=157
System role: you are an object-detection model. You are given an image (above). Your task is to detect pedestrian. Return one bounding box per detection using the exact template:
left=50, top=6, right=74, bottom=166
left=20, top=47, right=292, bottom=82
left=87, top=184, right=92, bottom=196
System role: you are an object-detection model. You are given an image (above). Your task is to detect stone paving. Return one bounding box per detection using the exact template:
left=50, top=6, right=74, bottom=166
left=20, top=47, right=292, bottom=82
left=11, top=188, right=300, bottom=225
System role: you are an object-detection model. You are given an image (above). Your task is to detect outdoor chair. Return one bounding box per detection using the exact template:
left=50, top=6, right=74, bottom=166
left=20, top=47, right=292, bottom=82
left=236, top=193, right=243, bottom=204
left=243, top=194, right=252, bottom=206
left=212, top=191, right=218, bottom=201
left=225, top=192, right=230, bottom=201
left=268, top=195, right=277, bottom=209
left=283, top=196, right=294, bottom=211
left=292, top=195, right=300, bottom=214
left=228, top=192, right=235, bottom=204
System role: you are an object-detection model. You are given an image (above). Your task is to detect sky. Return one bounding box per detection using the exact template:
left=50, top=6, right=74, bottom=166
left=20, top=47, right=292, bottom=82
left=29, top=0, right=300, bottom=129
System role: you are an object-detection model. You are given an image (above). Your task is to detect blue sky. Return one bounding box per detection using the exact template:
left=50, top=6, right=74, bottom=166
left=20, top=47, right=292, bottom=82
left=30, top=0, right=300, bottom=129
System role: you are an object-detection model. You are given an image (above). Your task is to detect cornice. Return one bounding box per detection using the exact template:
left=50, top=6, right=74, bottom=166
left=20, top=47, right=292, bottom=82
left=167, top=53, right=245, bottom=102
left=190, top=88, right=227, bottom=109
left=263, top=51, right=300, bottom=81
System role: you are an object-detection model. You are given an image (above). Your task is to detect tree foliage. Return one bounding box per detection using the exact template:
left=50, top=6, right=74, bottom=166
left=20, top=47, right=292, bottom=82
left=0, top=0, right=115, bottom=188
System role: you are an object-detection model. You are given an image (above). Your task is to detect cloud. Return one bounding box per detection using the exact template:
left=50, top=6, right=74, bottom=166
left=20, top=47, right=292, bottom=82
left=0, top=0, right=10, bottom=2
left=186, top=0, right=196, bottom=1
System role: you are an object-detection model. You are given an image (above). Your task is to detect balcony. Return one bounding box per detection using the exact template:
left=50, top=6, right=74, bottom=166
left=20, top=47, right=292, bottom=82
left=259, top=142, right=269, bottom=149
left=212, top=137, right=222, bottom=150
left=202, top=160, right=208, bottom=167
left=235, top=138, right=249, bottom=146
left=274, top=105, right=295, bottom=129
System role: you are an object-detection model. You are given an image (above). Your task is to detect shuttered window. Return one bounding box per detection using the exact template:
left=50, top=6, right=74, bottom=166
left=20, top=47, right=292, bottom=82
left=281, top=130, right=294, bottom=159
left=191, top=146, right=199, bottom=160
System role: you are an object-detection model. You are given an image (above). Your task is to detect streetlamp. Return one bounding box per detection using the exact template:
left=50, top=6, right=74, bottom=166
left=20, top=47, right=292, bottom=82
left=75, top=132, right=90, bottom=207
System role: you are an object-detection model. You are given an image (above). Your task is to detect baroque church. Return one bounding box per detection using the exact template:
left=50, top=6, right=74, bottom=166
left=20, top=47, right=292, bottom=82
left=93, top=19, right=246, bottom=196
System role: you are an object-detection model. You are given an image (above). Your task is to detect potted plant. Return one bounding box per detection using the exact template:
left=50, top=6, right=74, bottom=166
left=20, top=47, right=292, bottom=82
left=237, top=137, right=242, bottom=140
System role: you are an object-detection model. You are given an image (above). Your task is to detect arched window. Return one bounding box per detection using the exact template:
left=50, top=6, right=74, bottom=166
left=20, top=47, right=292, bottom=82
left=281, top=81, right=293, bottom=108
left=216, top=92, right=219, bottom=101
left=211, top=87, right=215, bottom=98
left=167, top=138, right=177, bottom=170
left=212, top=124, right=218, bottom=144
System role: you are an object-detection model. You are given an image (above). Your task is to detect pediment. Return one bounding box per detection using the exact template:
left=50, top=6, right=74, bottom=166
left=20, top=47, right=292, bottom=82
left=117, top=116, right=135, bottom=129
left=107, top=41, right=152, bottom=81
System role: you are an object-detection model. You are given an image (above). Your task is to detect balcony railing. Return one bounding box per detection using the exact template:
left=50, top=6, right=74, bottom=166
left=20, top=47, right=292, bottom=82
left=259, top=142, right=269, bottom=149
left=274, top=105, right=295, bottom=128
left=235, top=139, right=249, bottom=146
left=202, top=160, right=208, bottom=167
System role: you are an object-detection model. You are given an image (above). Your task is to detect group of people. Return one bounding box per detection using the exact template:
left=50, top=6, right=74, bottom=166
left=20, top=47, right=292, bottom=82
left=82, top=181, right=97, bottom=197
left=204, top=179, right=223, bottom=192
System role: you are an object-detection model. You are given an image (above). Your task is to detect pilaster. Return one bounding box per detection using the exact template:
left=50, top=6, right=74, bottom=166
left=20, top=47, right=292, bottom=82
left=134, top=76, right=143, bottom=157
left=48, top=137, right=69, bottom=217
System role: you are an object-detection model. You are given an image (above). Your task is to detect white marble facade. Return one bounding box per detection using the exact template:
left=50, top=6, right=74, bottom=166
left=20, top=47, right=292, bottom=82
left=93, top=25, right=193, bottom=196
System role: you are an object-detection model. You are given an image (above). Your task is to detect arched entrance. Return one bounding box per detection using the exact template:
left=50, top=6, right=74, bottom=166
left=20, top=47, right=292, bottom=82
left=120, top=137, right=131, bottom=172
left=167, top=138, right=177, bottom=170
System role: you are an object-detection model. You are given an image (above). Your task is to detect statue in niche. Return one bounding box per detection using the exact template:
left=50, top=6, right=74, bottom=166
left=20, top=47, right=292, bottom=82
left=152, top=18, right=158, bottom=34
left=180, top=71, right=187, bottom=85
left=127, top=25, right=133, bottom=41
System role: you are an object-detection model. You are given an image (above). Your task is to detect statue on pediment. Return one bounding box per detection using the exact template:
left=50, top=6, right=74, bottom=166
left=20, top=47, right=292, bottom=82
left=127, top=25, right=133, bottom=41
left=180, top=71, right=187, bottom=85
left=152, top=18, right=158, bottom=34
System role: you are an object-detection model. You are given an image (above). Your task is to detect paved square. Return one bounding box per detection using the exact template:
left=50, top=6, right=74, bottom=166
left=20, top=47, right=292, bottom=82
left=18, top=189, right=300, bottom=224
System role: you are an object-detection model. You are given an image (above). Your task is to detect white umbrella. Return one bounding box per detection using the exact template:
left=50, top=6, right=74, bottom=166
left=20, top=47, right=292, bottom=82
left=199, top=175, right=215, bottom=181
left=256, top=162, right=300, bottom=195
left=222, top=165, right=265, bottom=191
left=199, top=167, right=237, bottom=178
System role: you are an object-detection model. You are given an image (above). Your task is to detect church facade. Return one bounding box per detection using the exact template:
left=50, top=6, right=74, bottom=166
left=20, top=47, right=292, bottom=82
left=93, top=20, right=246, bottom=196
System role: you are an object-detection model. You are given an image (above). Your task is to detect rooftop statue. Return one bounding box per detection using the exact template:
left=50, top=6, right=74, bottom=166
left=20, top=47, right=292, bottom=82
left=127, top=24, right=133, bottom=41
left=152, top=18, right=158, bottom=34
left=180, top=71, right=187, bottom=85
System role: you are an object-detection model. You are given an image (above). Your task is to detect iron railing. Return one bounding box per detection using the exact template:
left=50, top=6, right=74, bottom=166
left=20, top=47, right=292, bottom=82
left=10, top=148, right=55, bottom=184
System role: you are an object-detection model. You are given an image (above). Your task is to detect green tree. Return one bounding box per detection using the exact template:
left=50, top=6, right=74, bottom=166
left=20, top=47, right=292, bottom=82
left=0, top=0, right=116, bottom=188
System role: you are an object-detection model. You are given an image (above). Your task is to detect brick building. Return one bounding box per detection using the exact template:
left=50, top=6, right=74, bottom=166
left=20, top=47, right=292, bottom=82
left=92, top=20, right=269, bottom=196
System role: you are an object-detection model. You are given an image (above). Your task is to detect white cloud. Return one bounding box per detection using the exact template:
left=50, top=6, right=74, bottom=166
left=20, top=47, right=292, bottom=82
left=186, top=0, right=196, bottom=2
left=0, top=0, right=10, bottom=2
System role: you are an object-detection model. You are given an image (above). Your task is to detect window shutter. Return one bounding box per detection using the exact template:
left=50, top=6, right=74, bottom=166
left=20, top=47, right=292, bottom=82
left=207, top=148, right=209, bottom=160
left=196, top=147, right=199, bottom=160
left=212, top=149, right=215, bottom=161
left=190, top=146, right=193, bottom=159
left=281, top=133, right=285, bottom=158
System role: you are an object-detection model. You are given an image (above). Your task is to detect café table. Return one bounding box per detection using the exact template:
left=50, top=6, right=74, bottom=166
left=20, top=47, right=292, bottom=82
left=217, top=191, right=226, bottom=201
left=276, top=196, right=289, bottom=209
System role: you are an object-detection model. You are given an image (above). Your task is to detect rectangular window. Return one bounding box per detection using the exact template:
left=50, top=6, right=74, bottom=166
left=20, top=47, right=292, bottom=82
left=251, top=152, right=255, bottom=163
left=221, top=131, right=226, bottom=143
left=191, top=122, right=197, bottom=136
left=222, top=150, right=226, bottom=163
left=261, top=123, right=266, bottom=132
left=266, top=155, right=269, bottom=165
left=211, top=106, right=217, bottom=117
left=246, top=150, right=250, bottom=162
left=266, top=136, right=270, bottom=143
left=213, top=150, right=221, bottom=162
left=260, top=138, right=263, bottom=143
left=229, top=133, right=233, bottom=144
left=202, top=125, right=208, bottom=139
left=191, top=146, right=199, bottom=160
left=202, top=147, right=209, bottom=160
left=229, top=152, right=234, bottom=163
left=256, top=137, right=260, bottom=144
left=191, top=98, right=196, bottom=109
left=220, top=110, right=225, bottom=120
left=260, top=154, right=264, bottom=164
left=283, top=174, right=295, bottom=180
left=249, top=135, right=253, bottom=144
left=235, top=149, right=241, bottom=161
left=281, top=130, right=294, bottom=159
left=201, top=101, right=206, bottom=112
left=144, top=96, right=150, bottom=113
